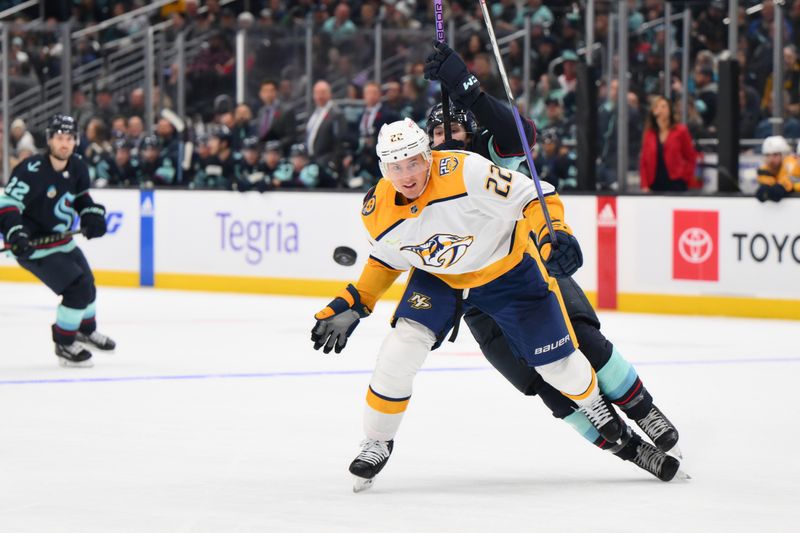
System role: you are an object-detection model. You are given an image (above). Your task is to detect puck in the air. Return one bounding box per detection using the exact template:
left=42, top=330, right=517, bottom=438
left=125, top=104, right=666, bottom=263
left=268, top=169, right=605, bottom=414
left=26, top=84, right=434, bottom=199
left=333, top=246, right=358, bottom=266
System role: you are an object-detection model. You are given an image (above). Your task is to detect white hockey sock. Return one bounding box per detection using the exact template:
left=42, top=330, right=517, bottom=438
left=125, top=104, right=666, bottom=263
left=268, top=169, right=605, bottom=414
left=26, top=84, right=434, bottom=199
left=536, top=350, right=599, bottom=407
left=363, top=318, right=435, bottom=442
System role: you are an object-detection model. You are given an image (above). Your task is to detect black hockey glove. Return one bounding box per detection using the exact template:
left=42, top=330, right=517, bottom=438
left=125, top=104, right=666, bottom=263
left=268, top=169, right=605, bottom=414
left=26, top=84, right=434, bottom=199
left=79, top=204, right=107, bottom=239
left=424, top=41, right=481, bottom=108
left=755, top=184, right=770, bottom=203
left=767, top=184, right=788, bottom=202
left=538, top=231, right=583, bottom=278
left=432, top=139, right=467, bottom=151
left=311, top=284, right=371, bottom=354
left=5, top=225, right=34, bottom=259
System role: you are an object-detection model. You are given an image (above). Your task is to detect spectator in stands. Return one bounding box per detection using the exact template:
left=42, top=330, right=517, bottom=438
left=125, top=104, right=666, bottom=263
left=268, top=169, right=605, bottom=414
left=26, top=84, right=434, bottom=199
left=83, top=118, right=116, bottom=187
left=491, top=0, right=520, bottom=34
left=755, top=135, right=800, bottom=202
left=353, top=81, right=399, bottom=182
left=235, top=136, right=267, bottom=192
left=305, top=80, right=345, bottom=174
left=518, top=0, right=554, bottom=29
left=696, top=0, right=728, bottom=54
left=72, top=88, right=94, bottom=131
left=535, top=130, right=576, bottom=191
left=232, top=103, right=255, bottom=151
left=401, top=75, right=429, bottom=123
left=110, top=116, right=127, bottom=139
left=640, top=95, right=698, bottom=192
left=112, top=137, right=140, bottom=187
left=260, top=140, right=284, bottom=187
left=9, top=118, right=36, bottom=161
left=255, top=79, right=295, bottom=153
left=127, top=116, right=145, bottom=156
left=138, top=134, right=178, bottom=187
left=322, top=3, right=358, bottom=47
left=192, top=126, right=241, bottom=190
left=472, top=53, right=503, bottom=100
left=273, top=143, right=335, bottom=189
left=94, top=85, right=118, bottom=127
left=693, top=64, right=718, bottom=130
left=597, top=79, right=643, bottom=190
left=156, top=117, right=180, bottom=174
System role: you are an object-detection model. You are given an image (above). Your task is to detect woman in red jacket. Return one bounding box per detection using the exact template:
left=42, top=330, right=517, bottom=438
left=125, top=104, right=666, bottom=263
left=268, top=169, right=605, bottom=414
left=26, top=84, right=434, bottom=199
left=639, top=95, right=699, bottom=191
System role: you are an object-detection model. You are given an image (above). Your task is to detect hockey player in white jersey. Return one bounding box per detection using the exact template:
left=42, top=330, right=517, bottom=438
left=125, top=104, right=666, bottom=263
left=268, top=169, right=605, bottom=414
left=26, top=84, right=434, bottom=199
left=311, top=118, right=615, bottom=491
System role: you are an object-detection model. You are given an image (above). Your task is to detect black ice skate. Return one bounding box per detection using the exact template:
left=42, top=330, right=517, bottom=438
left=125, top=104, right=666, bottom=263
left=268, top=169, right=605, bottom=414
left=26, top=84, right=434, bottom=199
left=579, top=396, right=623, bottom=443
left=635, top=405, right=680, bottom=456
left=55, top=342, right=94, bottom=368
left=349, top=439, right=393, bottom=493
left=629, top=438, right=681, bottom=482
left=76, top=331, right=116, bottom=352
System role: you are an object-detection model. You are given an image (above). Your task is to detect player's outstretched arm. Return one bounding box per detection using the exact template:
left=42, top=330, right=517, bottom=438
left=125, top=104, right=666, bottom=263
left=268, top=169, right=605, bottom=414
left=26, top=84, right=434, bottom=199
left=311, top=259, right=401, bottom=354
left=424, top=40, right=535, bottom=155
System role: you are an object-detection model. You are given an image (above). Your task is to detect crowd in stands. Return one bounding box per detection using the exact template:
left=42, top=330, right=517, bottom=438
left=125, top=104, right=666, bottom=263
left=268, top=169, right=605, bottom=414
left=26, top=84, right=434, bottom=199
left=2, top=0, right=800, bottom=196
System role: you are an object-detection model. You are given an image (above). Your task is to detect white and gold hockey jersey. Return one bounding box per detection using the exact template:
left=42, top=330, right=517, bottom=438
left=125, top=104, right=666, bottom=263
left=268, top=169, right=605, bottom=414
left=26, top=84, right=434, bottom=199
left=350, top=150, right=572, bottom=311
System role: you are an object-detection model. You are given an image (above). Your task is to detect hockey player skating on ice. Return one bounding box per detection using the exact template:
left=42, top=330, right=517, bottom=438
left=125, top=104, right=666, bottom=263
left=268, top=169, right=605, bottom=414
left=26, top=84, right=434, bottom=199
left=424, top=41, right=682, bottom=478
left=311, top=118, right=622, bottom=491
left=0, top=114, right=115, bottom=367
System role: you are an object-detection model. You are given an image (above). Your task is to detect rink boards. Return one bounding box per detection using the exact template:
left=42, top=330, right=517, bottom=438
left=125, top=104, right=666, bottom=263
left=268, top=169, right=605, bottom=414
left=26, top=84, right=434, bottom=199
left=0, top=189, right=798, bottom=320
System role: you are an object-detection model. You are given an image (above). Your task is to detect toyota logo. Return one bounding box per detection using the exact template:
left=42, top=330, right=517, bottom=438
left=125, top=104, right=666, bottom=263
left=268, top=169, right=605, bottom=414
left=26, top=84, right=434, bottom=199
left=678, top=227, right=714, bottom=264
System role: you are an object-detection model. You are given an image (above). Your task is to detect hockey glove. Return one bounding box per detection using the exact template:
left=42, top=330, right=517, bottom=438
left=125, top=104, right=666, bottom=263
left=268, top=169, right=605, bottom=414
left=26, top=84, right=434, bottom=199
left=5, top=225, right=34, bottom=259
left=538, top=231, right=583, bottom=278
left=432, top=139, right=467, bottom=151
left=767, top=184, right=788, bottom=202
left=424, top=41, right=481, bottom=108
left=79, top=204, right=107, bottom=239
left=311, top=284, right=371, bottom=354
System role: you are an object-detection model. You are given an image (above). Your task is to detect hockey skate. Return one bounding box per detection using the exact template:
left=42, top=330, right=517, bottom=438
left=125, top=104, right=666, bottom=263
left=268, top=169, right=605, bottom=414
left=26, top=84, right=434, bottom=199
left=629, top=437, right=684, bottom=482
left=635, top=405, right=680, bottom=457
left=76, top=330, right=116, bottom=352
left=55, top=342, right=94, bottom=368
left=349, top=439, right=393, bottom=493
left=579, top=396, right=623, bottom=443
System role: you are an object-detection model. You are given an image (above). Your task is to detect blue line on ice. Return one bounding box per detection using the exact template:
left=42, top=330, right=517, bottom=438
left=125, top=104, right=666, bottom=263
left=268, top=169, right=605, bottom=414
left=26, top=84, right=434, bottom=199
left=0, top=356, right=798, bottom=386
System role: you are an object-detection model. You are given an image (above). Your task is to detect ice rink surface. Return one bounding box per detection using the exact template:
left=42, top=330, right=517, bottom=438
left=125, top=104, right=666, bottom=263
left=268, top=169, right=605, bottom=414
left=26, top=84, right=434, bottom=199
left=0, top=281, right=798, bottom=533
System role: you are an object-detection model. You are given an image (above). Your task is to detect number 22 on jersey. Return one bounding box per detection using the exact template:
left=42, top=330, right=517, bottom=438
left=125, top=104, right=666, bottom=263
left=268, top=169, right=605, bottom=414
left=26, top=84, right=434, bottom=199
left=4, top=177, right=30, bottom=202
left=484, top=164, right=513, bottom=198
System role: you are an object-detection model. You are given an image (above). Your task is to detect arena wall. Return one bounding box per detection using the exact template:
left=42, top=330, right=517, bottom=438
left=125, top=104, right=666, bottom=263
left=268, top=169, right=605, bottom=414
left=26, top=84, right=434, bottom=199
left=1, top=191, right=798, bottom=320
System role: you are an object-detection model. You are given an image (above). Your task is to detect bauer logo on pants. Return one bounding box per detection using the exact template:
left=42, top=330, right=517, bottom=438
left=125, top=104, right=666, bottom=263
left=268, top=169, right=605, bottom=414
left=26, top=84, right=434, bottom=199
left=672, top=210, right=719, bottom=281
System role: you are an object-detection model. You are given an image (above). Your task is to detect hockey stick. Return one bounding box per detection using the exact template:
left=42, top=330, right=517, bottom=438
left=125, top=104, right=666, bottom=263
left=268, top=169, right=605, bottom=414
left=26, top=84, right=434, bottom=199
left=476, top=0, right=557, bottom=243
left=1, top=229, right=83, bottom=254
left=433, top=0, right=453, bottom=141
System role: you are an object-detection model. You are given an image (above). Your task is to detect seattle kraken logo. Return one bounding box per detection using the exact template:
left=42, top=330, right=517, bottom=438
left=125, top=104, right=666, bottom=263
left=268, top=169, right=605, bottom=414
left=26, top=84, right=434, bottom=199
left=53, top=192, right=76, bottom=232
left=401, top=233, right=474, bottom=268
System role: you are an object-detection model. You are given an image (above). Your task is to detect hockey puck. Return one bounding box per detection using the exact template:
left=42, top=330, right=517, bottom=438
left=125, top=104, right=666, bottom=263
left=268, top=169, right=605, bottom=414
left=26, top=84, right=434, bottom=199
left=333, top=246, right=358, bottom=266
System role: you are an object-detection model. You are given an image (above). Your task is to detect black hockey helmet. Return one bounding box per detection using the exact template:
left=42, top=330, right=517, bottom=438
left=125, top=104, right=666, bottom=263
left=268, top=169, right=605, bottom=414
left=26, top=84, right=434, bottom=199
left=289, top=143, right=308, bottom=158
left=210, top=125, right=233, bottom=145
left=46, top=113, right=78, bottom=139
left=425, top=102, right=477, bottom=138
left=264, top=140, right=282, bottom=153
left=241, top=135, right=260, bottom=151
left=141, top=134, right=161, bottom=151
left=112, top=137, right=133, bottom=151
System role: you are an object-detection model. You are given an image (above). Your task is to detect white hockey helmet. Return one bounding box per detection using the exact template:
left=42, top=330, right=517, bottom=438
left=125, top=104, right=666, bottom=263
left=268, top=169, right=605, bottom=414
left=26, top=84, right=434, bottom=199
left=762, top=135, right=791, bottom=155
left=376, top=118, right=432, bottom=175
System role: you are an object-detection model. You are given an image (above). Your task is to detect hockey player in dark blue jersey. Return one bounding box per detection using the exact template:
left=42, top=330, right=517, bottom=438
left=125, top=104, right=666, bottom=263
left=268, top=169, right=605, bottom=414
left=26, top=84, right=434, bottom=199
left=424, top=42, right=682, bottom=481
left=0, top=114, right=115, bottom=368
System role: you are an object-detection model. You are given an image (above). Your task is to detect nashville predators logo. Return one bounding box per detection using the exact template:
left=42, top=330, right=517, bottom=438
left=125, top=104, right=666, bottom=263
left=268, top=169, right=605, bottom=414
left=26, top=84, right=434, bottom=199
left=407, top=292, right=432, bottom=310
left=438, top=157, right=459, bottom=176
left=362, top=196, right=376, bottom=216
left=401, top=233, right=474, bottom=268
